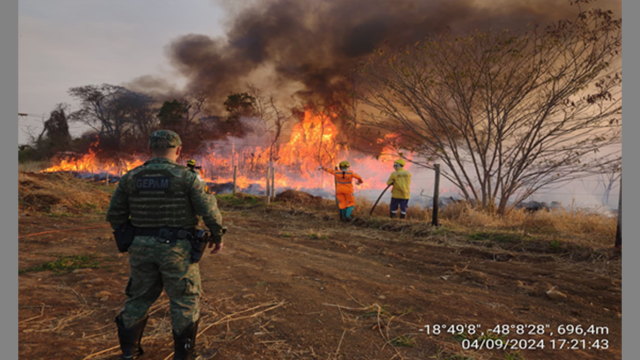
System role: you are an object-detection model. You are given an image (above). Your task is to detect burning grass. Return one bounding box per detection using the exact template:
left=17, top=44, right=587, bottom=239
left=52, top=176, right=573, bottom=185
left=19, top=172, right=112, bottom=215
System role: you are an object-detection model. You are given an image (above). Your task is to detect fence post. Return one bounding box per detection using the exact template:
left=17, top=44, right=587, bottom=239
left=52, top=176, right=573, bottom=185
left=233, top=165, right=237, bottom=196
left=615, top=175, right=621, bottom=248
left=266, top=166, right=271, bottom=205
left=232, top=142, right=236, bottom=171
left=431, top=164, right=440, bottom=226
left=271, top=163, right=276, bottom=201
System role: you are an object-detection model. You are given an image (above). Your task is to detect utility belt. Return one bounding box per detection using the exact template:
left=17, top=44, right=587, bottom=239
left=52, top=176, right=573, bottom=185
left=114, top=221, right=211, bottom=264
left=134, top=226, right=196, bottom=244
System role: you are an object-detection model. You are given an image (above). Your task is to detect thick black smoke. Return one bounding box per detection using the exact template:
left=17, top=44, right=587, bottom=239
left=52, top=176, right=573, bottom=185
left=153, top=0, right=618, bottom=111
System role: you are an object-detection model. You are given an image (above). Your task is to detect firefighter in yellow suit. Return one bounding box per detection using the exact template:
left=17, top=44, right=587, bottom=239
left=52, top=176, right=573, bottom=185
left=387, top=159, right=411, bottom=219
left=319, top=161, right=363, bottom=220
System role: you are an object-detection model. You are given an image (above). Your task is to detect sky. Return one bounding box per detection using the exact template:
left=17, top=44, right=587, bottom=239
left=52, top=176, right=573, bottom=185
left=18, top=0, right=622, bottom=210
left=19, top=0, right=228, bottom=143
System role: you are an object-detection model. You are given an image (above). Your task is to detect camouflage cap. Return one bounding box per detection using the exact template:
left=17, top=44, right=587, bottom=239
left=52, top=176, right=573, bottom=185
left=149, top=130, right=182, bottom=148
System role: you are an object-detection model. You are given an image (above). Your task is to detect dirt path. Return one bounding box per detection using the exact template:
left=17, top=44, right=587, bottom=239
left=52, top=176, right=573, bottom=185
left=19, top=208, right=621, bottom=360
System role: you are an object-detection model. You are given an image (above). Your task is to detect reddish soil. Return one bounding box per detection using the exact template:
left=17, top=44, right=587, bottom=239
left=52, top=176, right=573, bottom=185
left=19, top=206, right=621, bottom=360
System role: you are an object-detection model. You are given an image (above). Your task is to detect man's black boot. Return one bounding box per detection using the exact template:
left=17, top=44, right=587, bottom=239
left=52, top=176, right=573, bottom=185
left=173, top=320, right=199, bottom=360
left=389, top=212, right=396, bottom=218
left=399, top=213, right=406, bottom=219
left=116, top=316, right=148, bottom=360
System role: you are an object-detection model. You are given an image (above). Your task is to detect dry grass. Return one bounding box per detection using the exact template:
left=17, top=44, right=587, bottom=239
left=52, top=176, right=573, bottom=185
left=18, top=172, right=112, bottom=214
left=18, top=161, right=51, bottom=173
left=305, top=195, right=616, bottom=248
left=436, top=202, right=616, bottom=247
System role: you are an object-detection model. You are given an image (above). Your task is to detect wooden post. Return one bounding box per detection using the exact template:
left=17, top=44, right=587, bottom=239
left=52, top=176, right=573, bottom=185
left=232, top=142, right=236, bottom=171
left=432, top=164, right=440, bottom=226
left=615, top=175, right=621, bottom=248
left=266, top=166, right=271, bottom=205
left=271, top=164, right=276, bottom=200
left=233, top=166, right=237, bottom=196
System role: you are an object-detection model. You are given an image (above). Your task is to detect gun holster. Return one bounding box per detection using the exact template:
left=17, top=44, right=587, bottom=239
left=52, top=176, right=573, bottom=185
left=113, top=220, right=136, bottom=252
left=188, top=230, right=211, bottom=264
left=188, top=227, right=227, bottom=264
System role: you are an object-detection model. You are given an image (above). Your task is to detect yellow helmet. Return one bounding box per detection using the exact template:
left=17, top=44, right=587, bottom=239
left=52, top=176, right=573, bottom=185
left=394, top=159, right=405, bottom=166
left=186, top=159, right=196, bottom=167
left=339, top=161, right=350, bottom=168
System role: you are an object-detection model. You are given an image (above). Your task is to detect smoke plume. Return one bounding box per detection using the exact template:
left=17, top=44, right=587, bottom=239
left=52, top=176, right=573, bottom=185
left=137, top=0, right=617, bottom=111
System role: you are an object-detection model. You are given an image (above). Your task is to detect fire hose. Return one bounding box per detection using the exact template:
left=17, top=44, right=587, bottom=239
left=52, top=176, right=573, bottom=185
left=18, top=225, right=111, bottom=239
left=369, top=183, right=393, bottom=216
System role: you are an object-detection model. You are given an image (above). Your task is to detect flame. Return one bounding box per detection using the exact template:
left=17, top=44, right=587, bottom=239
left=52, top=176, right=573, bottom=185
left=278, top=109, right=345, bottom=179
left=42, top=138, right=144, bottom=177
left=42, top=109, right=409, bottom=195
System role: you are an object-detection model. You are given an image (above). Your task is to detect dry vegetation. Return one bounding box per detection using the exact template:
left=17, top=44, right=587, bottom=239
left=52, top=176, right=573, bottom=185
left=17, top=170, right=617, bottom=250
left=18, top=171, right=112, bottom=214
left=19, top=173, right=621, bottom=359
left=306, top=196, right=616, bottom=249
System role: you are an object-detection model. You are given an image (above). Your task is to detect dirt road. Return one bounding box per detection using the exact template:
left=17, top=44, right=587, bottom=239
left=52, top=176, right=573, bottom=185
left=19, top=206, right=621, bottom=360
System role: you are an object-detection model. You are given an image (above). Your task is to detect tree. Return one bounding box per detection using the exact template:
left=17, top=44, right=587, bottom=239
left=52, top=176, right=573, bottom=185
left=68, top=84, right=156, bottom=152
left=157, top=100, right=186, bottom=129
left=224, top=92, right=256, bottom=121
left=221, top=92, right=256, bottom=138
left=357, top=3, right=621, bottom=214
left=245, top=84, right=295, bottom=163
left=595, top=157, right=621, bottom=207
left=25, top=104, right=73, bottom=160
left=155, top=92, right=212, bottom=155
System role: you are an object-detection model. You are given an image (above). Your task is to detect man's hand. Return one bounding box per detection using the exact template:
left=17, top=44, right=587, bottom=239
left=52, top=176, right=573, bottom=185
left=357, top=180, right=363, bottom=185
left=208, top=242, right=223, bottom=254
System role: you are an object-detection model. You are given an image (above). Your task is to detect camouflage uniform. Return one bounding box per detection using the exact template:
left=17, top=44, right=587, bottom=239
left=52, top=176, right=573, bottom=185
left=106, top=130, right=223, bottom=359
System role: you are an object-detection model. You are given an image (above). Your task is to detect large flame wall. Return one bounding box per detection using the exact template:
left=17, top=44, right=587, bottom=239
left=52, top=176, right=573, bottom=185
left=42, top=110, right=409, bottom=196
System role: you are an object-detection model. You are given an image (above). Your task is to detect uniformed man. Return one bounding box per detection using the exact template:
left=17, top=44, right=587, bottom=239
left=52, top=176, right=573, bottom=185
left=186, top=159, right=209, bottom=193
left=319, top=161, right=364, bottom=221
left=387, top=159, right=412, bottom=219
left=106, top=130, right=224, bottom=360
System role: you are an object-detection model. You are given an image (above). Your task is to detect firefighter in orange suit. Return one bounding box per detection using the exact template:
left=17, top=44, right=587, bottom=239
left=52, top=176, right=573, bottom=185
left=319, top=161, right=363, bottom=220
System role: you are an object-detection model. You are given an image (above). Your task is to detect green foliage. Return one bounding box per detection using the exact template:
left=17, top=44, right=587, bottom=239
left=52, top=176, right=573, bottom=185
left=46, top=212, right=73, bottom=218
left=216, top=193, right=261, bottom=208
left=306, top=232, right=328, bottom=240
left=549, top=239, right=563, bottom=251
left=431, top=226, right=451, bottom=236
left=360, top=304, right=391, bottom=318
left=445, top=356, right=474, bottom=360
left=224, top=92, right=256, bottom=121
left=390, top=334, right=415, bottom=347
left=19, top=254, right=100, bottom=274
left=18, top=145, right=40, bottom=163
left=504, top=351, right=526, bottom=360
left=157, top=100, right=186, bottom=128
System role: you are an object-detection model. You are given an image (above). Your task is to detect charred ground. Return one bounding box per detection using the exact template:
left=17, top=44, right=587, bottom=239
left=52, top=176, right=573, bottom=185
left=18, top=172, right=621, bottom=360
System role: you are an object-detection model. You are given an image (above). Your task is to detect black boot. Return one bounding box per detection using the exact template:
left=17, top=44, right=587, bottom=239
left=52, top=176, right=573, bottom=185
left=173, top=320, right=199, bottom=360
left=389, top=212, right=396, bottom=219
left=399, top=213, right=406, bottom=219
left=116, top=315, right=147, bottom=359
